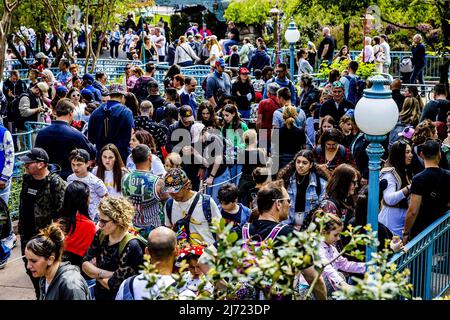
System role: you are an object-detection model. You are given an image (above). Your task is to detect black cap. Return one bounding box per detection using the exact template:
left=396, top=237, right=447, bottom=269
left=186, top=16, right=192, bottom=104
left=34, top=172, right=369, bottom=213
left=20, top=148, right=49, bottom=164
left=179, top=105, right=194, bottom=121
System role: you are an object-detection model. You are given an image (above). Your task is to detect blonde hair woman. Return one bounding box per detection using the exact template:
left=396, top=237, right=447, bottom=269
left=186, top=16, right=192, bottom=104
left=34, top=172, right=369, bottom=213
left=174, top=35, right=200, bottom=67
left=399, top=97, right=421, bottom=127
left=278, top=106, right=307, bottom=169
left=205, top=36, right=222, bottom=66
left=81, top=197, right=144, bottom=300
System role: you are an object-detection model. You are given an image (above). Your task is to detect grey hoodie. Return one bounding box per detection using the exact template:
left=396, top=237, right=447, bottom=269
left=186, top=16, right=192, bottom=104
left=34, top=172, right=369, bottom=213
left=39, top=262, right=90, bottom=300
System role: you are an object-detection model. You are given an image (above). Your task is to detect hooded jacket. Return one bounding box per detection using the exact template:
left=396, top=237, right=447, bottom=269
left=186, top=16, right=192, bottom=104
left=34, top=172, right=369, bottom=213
left=247, top=50, right=271, bottom=73
left=39, top=262, right=90, bottom=300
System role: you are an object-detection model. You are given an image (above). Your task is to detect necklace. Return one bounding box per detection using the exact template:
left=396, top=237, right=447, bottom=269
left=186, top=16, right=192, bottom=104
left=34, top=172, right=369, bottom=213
left=296, top=174, right=308, bottom=185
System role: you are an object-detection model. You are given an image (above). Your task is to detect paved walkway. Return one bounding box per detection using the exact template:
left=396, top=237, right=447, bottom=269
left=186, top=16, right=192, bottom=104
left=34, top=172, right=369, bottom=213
left=0, top=236, right=36, bottom=300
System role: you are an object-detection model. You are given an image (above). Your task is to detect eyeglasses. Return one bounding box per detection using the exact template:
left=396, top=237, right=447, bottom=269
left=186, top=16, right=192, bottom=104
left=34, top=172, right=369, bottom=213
left=275, top=70, right=285, bottom=74
left=273, top=197, right=291, bottom=204
left=98, top=218, right=113, bottom=227
left=351, top=180, right=359, bottom=186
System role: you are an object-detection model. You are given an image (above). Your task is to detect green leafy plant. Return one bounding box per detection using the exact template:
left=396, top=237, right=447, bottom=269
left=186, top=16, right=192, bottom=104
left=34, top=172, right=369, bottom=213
left=317, top=58, right=379, bottom=81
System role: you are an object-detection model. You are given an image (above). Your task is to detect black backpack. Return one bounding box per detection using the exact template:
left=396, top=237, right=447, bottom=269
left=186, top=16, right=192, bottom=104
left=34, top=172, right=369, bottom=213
left=8, top=93, right=28, bottom=123
left=345, top=75, right=366, bottom=105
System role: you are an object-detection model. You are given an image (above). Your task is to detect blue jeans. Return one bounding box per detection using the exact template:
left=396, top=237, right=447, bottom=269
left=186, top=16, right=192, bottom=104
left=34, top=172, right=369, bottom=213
left=207, top=167, right=231, bottom=205
left=179, top=60, right=193, bottom=67
left=223, top=40, right=238, bottom=55
left=410, top=66, right=425, bottom=93
left=229, top=164, right=243, bottom=185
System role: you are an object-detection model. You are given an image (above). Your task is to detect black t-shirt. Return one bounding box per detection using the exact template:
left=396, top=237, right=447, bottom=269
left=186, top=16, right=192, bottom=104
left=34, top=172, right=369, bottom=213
left=410, top=167, right=450, bottom=237
left=318, top=35, right=335, bottom=60
left=204, top=134, right=228, bottom=177
left=240, top=149, right=267, bottom=176
left=279, top=126, right=306, bottom=155
left=21, top=177, right=46, bottom=239
left=244, top=219, right=294, bottom=245
left=295, top=174, right=310, bottom=213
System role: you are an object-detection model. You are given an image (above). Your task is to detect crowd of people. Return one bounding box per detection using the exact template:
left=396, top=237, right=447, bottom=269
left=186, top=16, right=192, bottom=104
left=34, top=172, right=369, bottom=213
left=0, top=16, right=449, bottom=301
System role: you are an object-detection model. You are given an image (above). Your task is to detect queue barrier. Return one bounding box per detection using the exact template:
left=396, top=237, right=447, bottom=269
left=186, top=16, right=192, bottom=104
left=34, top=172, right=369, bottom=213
left=389, top=210, right=450, bottom=299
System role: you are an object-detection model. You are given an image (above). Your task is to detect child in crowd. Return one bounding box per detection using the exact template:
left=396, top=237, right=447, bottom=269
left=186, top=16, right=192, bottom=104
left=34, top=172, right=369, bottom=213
left=339, top=115, right=355, bottom=148
left=246, top=167, right=271, bottom=212
left=218, top=183, right=251, bottom=227
left=297, top=212, right=365, bottom=299
left=164, top=152, right=182, bottom=170
left=252, top=69, right=265, bottom=103
left=67, top=149, right=108, bottom=222
left=229, top=45, right=240, bottom=68
left=177, top=245, right=214, bottom=299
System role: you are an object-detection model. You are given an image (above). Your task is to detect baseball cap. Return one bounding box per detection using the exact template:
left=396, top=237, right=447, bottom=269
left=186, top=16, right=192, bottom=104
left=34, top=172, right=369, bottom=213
left=180, top=105, right=195, bottom=122
left=82, top=73, right=94, bottom=85
left=108, top=83, right=126, bottom=96
left=398, top=126, right=414, bottom=140
left=215, top=57, right=226, bottom=68
left=20, top=148, right=49, bottom=164
left=239, top=67, right=250, bottom=75
left=163, top=168, right=190, bottom=193
left=56, top=86, right=68, bottom=97
left=80, top=88, right=95, bottom=102
left=36, top=82, right=49, bottom=98
left=191, top=122, right=206, bottom=144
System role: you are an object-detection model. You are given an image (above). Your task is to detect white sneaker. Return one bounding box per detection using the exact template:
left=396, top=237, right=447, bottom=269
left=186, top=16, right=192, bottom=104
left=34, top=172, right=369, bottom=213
left=2, top=233, right=17, bottom=250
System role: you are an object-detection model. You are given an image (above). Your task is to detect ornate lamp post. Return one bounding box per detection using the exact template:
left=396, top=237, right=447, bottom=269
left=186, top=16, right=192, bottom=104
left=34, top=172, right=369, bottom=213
left=354, top=75, right=399, bottom=263
left=284, top=18, right=300, bottom=79
left=270, top=6, right=280, bottom=65
left=360, top=11, right=374, bottom=62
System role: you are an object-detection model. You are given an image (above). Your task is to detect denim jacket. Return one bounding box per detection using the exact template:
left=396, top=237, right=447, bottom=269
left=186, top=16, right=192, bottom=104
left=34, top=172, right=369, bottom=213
left=285, top=172, right=327, bottom=225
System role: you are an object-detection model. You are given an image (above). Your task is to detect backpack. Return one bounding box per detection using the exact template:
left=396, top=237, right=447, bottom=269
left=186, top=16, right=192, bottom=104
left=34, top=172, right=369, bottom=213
left=345, top=75, right=366, bottom=105
left=8, top=93, right=28, bottom=123
left=98, top=230, right=147, bottom=257
left=165, top=193, right=213, bottom=244
left=399, top=57, right=414, bottom=73
left=239, top=222, right=288, bottom=300
left=246, top=44, right=255, bottom=63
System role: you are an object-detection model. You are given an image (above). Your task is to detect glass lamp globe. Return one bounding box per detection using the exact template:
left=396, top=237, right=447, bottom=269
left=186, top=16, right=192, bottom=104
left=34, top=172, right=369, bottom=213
left=284, top=19, right=300, bottom=44
left=354, top=75, right=399, bottom=136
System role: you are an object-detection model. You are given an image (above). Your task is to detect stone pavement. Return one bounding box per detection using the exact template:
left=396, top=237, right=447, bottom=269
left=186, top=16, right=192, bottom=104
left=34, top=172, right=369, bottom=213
left=0, top=236, right=36, bottom=300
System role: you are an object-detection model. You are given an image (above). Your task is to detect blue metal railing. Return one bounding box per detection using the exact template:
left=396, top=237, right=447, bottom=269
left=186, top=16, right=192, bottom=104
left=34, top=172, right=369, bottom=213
left=389, top=209, right=450, bottom=299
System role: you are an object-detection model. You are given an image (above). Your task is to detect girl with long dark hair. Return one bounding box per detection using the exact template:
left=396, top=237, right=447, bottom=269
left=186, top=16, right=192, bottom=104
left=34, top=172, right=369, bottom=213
left=277, top=150, right=328, bottom=229
left=320, top=163, right=360, bottom=226
left=197, top=101, right=220, bottom=129
left=378, top=140, right=413, bottom=237
left=58, top=181, right=96, bottom=269
left=93, top=144, right=128, bottom=197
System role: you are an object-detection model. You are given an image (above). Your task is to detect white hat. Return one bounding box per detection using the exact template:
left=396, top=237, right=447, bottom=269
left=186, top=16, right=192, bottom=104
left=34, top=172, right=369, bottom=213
left=190, top=122, right=205, bottom=144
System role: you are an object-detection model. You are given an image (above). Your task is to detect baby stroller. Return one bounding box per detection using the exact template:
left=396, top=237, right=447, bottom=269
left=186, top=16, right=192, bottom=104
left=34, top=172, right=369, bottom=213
left=399, top=56, right=413, bottom=84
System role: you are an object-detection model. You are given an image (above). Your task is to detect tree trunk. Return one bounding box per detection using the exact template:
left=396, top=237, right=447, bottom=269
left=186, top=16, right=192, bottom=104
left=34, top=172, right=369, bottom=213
left=439, top=58, right=450, bottom=98
left=0, top=0, right=23, bottom=81
left=343, top=22, right=350, bottom=47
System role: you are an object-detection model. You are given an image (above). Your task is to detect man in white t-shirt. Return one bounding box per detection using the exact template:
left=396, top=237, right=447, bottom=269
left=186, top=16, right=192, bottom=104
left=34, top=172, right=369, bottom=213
left=163, top=168, right=221, bottom=246
left=151, top=28, right=166, bottom=63
left=67, top=149, right=108, bottom=221
left=116, top=227, right=180, bottom=300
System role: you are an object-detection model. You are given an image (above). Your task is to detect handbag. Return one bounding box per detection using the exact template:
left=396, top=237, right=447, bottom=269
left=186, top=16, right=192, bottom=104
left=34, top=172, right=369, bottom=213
left=172, top=192, right=201, bottom=244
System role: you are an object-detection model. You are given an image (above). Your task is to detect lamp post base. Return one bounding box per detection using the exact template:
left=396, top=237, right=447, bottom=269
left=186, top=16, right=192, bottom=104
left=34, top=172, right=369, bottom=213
left=365, top=134, right=386, bottom=264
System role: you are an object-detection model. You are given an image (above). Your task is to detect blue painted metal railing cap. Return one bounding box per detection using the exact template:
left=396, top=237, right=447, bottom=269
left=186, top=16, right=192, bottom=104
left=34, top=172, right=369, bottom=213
left=363, top=75, right=393, bottom=99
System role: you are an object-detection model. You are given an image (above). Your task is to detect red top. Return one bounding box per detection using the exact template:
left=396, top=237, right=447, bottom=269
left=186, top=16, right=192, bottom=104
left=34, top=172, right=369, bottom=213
left=64, top=213, right=96, bottom=257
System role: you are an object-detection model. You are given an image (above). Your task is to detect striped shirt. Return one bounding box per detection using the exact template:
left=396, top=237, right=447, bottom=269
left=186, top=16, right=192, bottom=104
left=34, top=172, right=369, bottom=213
left=121, top=170, right=162, bottom=229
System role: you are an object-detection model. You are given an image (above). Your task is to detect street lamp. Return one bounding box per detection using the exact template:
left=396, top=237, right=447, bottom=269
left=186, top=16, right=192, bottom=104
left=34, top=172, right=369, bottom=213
left=270, top=6, right=280, bottom=65
left=284, top=19, right=300, bottom=79
left=354, top=75, right=399, bottom=264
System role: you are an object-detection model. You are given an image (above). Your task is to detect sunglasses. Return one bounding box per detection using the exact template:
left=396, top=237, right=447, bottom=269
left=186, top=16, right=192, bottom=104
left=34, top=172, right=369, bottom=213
left=98, top=218, right=113, bottom=227
left=273, top=197, right=291, bottom=204
left=332, top=81, right=344, bottom=88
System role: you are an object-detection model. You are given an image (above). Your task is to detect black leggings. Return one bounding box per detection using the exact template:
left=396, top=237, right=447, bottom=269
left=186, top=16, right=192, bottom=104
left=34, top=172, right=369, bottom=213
left=110, top=41, right=119, bottom=58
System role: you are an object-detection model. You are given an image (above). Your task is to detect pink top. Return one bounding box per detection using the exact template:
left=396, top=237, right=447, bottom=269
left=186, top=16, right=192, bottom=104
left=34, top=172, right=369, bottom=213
left=299, top=241, right=365, bottom=289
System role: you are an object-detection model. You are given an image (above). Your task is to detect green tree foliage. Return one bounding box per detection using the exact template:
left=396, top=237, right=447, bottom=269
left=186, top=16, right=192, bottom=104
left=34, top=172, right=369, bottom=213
left=223, top=0, right=273, bottom=26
